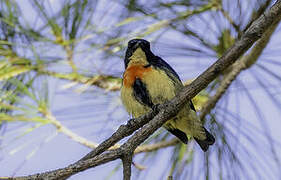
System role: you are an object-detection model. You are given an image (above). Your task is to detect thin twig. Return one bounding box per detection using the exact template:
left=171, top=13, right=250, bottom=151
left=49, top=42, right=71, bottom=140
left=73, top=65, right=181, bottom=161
left=45, top=111, right=100, bottom=148
left=78, top=108, right=160, bottom=162
left=48, top=108, right=178, bottom=153
left=64, top=44, right=77, bottom=73
left=220, top=8, right=241, bottom=33
left=132, top=161, right=146, bottom=170
left=134, top=138, right=179, bottom=154
left=39, top=70, right=121, bottom=91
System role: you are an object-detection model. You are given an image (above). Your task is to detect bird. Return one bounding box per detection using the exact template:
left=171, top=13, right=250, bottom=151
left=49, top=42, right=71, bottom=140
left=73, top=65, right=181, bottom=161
left=120, top=39, right=215, bottom=151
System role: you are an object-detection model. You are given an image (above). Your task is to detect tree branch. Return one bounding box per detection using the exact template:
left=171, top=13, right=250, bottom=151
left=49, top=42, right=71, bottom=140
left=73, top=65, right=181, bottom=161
left=200, top=16, right=281, bottom=121
left=7, top=1, right=281, bottom=179
left=243, top=0, right=272, bottom=32
left=121, top=152, right=133, bottom=180
left=9, top=149, right=123, bottom=180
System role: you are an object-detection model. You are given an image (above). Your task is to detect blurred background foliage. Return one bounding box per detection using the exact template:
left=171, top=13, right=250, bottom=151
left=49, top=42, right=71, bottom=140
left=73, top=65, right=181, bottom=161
left=0, top=0, right=281, bottom=179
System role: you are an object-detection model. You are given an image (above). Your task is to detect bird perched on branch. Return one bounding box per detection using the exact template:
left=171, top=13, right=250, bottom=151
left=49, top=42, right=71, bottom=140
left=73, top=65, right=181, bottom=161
left=121, top=39, right=215, bottom=151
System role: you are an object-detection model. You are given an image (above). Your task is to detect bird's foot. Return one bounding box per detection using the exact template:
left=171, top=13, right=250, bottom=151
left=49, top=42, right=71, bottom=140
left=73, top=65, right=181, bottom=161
left=126, top=118, right=135, bottom=127
left=152, top=104, right=160, bottom=113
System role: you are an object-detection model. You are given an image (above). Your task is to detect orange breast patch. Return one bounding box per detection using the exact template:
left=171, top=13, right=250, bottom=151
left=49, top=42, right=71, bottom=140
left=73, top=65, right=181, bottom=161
left=123, top=65, right=152, bottom=88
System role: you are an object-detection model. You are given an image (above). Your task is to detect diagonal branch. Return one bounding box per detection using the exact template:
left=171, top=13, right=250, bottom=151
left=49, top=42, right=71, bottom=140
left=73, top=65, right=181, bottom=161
left=8, top=1, right=281, bottom=179
left=199, top=17, right=281, bottom=121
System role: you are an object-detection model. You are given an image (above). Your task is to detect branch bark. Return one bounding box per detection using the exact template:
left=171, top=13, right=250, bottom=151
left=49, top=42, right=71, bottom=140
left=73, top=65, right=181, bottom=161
left=121, top=152, right=133, bottom=180
left=8, top=1, right=281, bottom=179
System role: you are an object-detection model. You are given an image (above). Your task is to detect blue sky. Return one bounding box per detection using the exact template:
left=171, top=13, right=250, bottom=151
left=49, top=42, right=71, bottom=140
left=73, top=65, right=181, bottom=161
left=0, top=0, right=281, bottom=179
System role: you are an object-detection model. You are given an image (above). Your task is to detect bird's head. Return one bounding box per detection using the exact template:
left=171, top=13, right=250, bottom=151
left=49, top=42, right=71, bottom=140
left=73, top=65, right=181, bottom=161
left=124, top=39, right=153, bottom=68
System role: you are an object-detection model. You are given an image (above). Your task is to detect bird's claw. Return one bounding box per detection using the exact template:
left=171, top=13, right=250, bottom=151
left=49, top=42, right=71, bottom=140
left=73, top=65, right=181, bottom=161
left=127, top=118, right=135, bottom=127
left=152, top=104, right=160, bottom=113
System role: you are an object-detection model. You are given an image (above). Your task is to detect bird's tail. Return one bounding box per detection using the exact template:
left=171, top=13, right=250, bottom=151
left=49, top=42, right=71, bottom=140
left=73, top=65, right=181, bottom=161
left=194, top=127, right=215, bottom=152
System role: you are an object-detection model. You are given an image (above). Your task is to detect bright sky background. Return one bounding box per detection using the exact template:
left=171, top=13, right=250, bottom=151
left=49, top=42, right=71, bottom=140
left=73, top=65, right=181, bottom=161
left=0, top=0, right=281, bottom=180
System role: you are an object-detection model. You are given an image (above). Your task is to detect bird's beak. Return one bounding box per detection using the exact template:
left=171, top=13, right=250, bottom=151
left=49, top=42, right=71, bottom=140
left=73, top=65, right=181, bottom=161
left=132, top=41, right=141, bottom=49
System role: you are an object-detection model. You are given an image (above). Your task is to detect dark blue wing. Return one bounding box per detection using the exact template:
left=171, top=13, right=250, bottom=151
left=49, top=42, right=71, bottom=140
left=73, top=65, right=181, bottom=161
left=133, top=78, right=154, bottom=108
left=152, top=56, right=181, bottom=81
left=167, top=128, right=188, bottom=144
left=151, top=56, right=196, bottom=112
